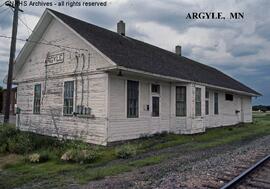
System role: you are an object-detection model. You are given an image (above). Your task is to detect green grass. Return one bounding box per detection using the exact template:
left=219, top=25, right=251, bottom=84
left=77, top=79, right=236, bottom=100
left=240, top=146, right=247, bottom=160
left=75, top=164, right=132, bottom=183
left=128, top=155, right=166, bottom=167
left=0, top=155, right=166, bottom=187
left=0, top=113, right=270, bottom=188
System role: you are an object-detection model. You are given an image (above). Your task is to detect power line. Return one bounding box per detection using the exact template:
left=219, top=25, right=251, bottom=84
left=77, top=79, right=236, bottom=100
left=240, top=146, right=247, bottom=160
left=9, top=7, right=93, bottom=56
left=18, top=14, right=33, bottom=34
left=8, top=7, right=67, bottom=53
left=0, top=34, right=89, bottom=51
left=8, top=6, right=33, bottom=33
left=7, top=8, right=86, bottom=54
left=21, top=12, right=31, bottom=35
left=9, top=15, right=75, bottom=56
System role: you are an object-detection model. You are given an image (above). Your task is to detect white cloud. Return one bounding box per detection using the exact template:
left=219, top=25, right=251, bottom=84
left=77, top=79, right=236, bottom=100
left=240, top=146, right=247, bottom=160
left=0, top=0, right=269, bottom=103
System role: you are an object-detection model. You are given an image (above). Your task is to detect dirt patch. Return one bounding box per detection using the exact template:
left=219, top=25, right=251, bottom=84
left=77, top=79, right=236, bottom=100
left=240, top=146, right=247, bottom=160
left=0, top=154, right=22, bottom=170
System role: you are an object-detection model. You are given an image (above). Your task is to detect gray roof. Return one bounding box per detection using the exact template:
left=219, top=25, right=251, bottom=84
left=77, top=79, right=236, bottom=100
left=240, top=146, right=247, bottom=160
left=49, top=9, right=260, bottom=96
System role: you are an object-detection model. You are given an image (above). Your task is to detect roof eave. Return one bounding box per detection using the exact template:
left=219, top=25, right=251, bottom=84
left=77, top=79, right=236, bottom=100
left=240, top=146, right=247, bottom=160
left=98, top=66, right=261, bottom=97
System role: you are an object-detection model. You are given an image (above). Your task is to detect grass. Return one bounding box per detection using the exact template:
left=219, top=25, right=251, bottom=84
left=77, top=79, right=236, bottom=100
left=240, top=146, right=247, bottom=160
left=0, top=113, right=270, bottom=188
left=128, top=155, right=167, bottom=167
left=0, top=155, right=166, bottom=187
left=75, top=164, right=132, bottom=182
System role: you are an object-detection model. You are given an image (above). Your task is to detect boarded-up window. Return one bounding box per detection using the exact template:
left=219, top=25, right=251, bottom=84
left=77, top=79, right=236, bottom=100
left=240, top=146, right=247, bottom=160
left=63, top=81, right=74, bottom=115
left=127, top=80, right=139, bottom=118
left=152, top=96, right=160, bottom=117
left=176, top=86, right=186, bottom=116
left=33, top=84, right=41, bottom=114
left=214, top=92, right=219, bottom=115
left=205, top=90, right=209, bottom=115
left=195, top=88, right=201, bottom=116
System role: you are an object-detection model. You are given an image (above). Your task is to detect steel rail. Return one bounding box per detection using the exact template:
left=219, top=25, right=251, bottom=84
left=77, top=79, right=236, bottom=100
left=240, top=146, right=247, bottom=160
left=220, top=154, right=270, bottom=189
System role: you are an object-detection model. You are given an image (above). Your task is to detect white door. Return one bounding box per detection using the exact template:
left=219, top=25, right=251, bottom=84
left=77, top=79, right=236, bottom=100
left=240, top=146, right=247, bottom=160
left=150, top=96, right=161, bottom=133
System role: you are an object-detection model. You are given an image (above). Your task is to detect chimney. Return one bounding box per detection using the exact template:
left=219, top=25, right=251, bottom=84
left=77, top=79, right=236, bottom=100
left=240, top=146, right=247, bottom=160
left=175, top=45, right=181, bottom=56
left=117, top=20, right=125, bottom=36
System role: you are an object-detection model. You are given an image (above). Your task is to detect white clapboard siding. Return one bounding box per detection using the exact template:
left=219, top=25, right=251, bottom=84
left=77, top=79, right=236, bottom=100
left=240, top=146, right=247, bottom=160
left=107, top=73, right=253, bottom=142
left=17, top=73, right=108, bottom=144
left=15, top=17, right=111, bottom=145
left=15, top=18, right=113, bottom=82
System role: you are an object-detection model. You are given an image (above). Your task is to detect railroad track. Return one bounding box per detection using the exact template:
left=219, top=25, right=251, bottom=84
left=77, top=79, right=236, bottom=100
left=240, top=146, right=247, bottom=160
left=220, top=154, right=270, bottom=189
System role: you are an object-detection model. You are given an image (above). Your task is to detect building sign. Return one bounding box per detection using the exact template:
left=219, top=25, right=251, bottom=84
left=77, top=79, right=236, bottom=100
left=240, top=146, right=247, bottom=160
left=47, top=52, right=64, bottom=65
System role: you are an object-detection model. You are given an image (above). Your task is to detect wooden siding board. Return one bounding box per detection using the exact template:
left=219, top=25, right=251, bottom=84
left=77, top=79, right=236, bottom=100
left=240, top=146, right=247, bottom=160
left=107, top=74, right=253, bottom=141
left=16, top=18, right=111, bottom=145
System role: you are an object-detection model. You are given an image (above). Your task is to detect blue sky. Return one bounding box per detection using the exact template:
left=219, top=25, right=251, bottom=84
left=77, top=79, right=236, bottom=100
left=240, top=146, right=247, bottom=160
left=0, top=0, right=269, bottom=105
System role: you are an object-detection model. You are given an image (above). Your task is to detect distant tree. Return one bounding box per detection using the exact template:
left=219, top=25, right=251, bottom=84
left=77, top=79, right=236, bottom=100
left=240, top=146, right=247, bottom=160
left=261, top=107, right=267, bottom=113
left=253, top=105, right=268, bottom=112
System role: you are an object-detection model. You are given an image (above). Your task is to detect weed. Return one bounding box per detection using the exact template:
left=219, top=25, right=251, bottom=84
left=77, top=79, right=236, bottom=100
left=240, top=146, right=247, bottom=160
left=115, top=144, right=137, bottom=159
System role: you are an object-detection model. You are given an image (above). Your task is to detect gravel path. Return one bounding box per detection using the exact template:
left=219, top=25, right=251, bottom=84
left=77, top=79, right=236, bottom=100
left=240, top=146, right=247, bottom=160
left=82, top=135, right=270, bottom=189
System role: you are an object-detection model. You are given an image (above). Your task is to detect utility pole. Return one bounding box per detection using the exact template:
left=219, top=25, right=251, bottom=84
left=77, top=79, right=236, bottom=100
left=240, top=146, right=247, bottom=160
left=4, top=0, right=21, bottom=123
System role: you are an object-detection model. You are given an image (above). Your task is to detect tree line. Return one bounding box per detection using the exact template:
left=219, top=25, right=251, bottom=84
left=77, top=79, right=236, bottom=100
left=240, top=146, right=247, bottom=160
left=252, top=105, right=270, bottom=112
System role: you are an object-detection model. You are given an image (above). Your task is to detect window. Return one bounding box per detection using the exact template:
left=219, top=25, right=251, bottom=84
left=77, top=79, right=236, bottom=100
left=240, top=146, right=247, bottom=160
left=225, top=93, right=233, bottom=101
left=127, top=80, right=139, bottom=118
left=195, top=88, right=201, bottom=116
left=33, top=84, right=41, bottom=114
left=151, top=84, right=160, bottom=117
left=214, top=92, right=219, bottom=115
left=63, top=81, right=74, bottom=115
left=151, top=84, right=160, bottom=94
left=176, top=86, right=186, bottom=116
left=205, top=90, right=209, bottom=115
left=152, top=96, right=160, bottom=117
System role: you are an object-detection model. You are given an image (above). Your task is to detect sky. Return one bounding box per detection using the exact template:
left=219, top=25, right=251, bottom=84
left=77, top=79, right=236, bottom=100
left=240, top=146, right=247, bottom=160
left=0, top=0, right=269, bottom=105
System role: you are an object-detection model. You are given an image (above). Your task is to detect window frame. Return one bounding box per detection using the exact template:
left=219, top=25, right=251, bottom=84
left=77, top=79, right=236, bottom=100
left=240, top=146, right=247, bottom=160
left=195, top=87, right=202, bottom=116
left=33, top=83, right=41, bottom=114
left=127, top=80, right=139, bottom=118
left=214, top=92, right=219, bottom=115
left=176, top=86, right=186, bottom=117
left=63, top=80, right=75, bottom=116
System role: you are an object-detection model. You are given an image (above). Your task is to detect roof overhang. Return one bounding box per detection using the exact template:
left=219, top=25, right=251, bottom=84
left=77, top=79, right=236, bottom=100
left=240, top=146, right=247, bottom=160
left=98, top=65, right=261, bottom=97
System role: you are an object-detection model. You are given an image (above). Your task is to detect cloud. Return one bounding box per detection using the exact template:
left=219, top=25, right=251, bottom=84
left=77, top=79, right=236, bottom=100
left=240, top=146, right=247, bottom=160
left=0, top=8, right=13, bottom=29
left=256, top=20, right=270, bottom=41
left=228, top=44, right=261, bottom=57
left=0, top=0, right=269, bottom=104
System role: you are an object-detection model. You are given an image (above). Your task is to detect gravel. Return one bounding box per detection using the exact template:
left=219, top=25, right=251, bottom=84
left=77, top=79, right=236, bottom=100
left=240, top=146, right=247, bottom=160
left=82, top=135, right=270, bottom=189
